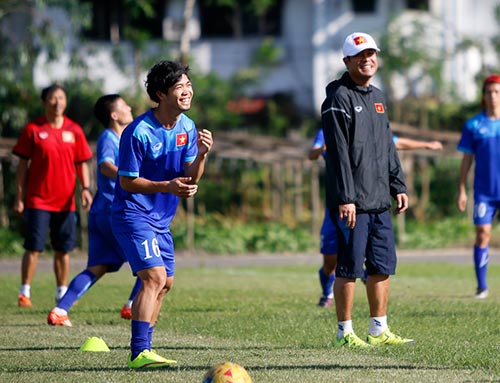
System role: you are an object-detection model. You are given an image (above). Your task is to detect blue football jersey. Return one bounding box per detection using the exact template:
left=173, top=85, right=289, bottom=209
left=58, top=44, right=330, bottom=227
left=312, top=128, right=327, bottom=160
left=112, top=109, right=198, bottom=231
left=90, top=128, right=120, bottom=213
left=458, top=111, right=500, bottom=201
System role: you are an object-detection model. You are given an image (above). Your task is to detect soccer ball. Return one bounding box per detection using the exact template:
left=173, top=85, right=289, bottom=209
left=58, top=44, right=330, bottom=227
left=202, top=361, right=252, bottom=383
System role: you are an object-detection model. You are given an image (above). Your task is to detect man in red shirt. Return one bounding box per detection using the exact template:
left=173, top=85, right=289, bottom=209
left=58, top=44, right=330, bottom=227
left=13, top=84, right=93, bottom=307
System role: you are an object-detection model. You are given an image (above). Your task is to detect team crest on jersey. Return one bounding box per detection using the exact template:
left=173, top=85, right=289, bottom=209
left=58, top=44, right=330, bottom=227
left=62, top=131, right=75, bottom=143
left=153, top=142, right=163, bottom=151
left=374, top=103, right=385, bottom=113
left=176, top=133, right=188, bottom=146
left=38, top=132, right=49, bottom=140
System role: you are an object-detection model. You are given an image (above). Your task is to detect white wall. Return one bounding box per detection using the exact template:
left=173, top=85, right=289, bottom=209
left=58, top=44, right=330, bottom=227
left=16, top=0, right=500, bottom=113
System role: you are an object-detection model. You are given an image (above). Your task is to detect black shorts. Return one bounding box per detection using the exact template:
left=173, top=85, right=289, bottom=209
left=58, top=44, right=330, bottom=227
left=23, top=208, right=76, bottom=252
left=334, top=210, right=397, bottom=279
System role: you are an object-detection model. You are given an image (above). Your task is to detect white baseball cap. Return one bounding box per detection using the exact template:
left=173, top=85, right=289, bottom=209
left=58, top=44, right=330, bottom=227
left=342, top=32, right=380, bottom=57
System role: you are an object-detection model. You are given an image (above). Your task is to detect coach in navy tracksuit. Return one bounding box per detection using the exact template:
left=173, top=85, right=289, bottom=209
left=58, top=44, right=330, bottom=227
left=321, top=32, right=414, bottom=347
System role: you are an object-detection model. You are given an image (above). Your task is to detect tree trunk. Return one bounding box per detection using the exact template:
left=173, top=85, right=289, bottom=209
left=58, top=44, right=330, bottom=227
left=179, top=0, right=196, bottom=65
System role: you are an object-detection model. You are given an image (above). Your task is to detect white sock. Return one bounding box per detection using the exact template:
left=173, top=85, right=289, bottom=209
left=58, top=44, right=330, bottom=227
left=56, top=286, right=68, bottom=301
left=20, top=284, right=31, bottom=297
left=126, top=300, right=133, bottom=308
left=369, top=316, right=388, bottom=336
left=53, top=307, right=68, bottom=316
left=337, top=320, right=353, bottom=339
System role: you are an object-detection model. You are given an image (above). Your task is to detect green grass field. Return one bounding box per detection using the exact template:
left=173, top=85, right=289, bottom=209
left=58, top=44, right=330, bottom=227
left=1, top=261, right=499, bottom=382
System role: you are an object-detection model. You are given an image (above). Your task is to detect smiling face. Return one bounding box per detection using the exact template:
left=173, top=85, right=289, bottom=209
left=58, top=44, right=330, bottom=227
left=43, top=88, right=67, bottom=118
left=169, top=73, right=193, bottom=111
left=343, top=48, right=378, bottom=86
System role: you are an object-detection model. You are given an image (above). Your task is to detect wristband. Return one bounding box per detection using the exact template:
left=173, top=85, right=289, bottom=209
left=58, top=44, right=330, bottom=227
left=82, top=187, right=92, bottom=193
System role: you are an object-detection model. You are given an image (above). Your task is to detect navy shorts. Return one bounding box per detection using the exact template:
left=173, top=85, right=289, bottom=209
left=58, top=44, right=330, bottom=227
left=320, top=206, right=338, bottom=255
left=87, top=211, right=127, bottom=272
left=334, top=210, right=397, bottom=279
left=23, top=208, right=76, bottom=252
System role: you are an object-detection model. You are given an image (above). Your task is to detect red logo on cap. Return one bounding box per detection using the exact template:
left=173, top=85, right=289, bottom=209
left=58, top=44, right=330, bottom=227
left=353, top=36, right=366, bottom=45
left=374, top=103, right=384, bottom=113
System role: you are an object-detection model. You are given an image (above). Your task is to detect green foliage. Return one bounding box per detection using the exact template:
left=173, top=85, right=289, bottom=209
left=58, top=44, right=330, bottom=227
left=0, top=263, right=499, bottom=381
left=187, top=72, right=242, bottom=131
left=398, top=216, right=474, bottom=249
left=172, top=214, right=315, bottom=254
left=63, top=78, right=107, bottom=139
left=424, top=158, right=462, bottom=217
left=0, top=227, right=24, bottom=256
left=0, top=78, right=41, bottom=137
left=251, top=37, right=283, bottom=66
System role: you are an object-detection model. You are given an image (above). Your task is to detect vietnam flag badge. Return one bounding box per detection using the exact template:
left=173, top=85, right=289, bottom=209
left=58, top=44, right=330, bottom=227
left=374, top=103, right=385, bottom=113
left=176, top=132, right=188, bottom=146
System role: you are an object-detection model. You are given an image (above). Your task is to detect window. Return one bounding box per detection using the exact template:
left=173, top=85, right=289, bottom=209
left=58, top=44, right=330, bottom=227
left=351, top=0, right=376, bottom=13
left=82, top=0, right=164, bottom=42
left=198, top=0, right=282, bottom=38
left=407, top=0, right=429, bottom=11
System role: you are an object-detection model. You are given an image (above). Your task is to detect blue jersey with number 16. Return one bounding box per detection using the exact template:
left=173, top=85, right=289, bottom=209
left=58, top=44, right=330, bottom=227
left=112, top=109, right=198, bottom=232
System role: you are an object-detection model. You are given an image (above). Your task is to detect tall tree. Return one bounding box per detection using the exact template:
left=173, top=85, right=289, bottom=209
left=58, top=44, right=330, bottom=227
left=179, top=0, right=197, bottom=65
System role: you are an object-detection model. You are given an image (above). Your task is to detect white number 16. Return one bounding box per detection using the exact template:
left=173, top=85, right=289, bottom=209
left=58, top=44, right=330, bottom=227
left=141, top=238, right=161, bottom=260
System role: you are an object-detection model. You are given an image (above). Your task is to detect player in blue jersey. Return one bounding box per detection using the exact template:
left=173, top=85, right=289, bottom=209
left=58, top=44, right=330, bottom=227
left=309, top=128, right=337, bottom=308
left=111, top=60, right=213, bottom=369
left=310, top=129, right=442, bottom=307
left=457, top=73, right=500, bottom=299
left=47, top=94, right=141, bottom=327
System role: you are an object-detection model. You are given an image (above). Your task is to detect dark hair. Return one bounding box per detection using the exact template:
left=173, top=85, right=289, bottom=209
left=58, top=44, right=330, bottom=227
left=145, top=60, right=190, bottom=103
left=94, top=94, right=122, bottom=127
left=40, top=84, right=65, bottom=101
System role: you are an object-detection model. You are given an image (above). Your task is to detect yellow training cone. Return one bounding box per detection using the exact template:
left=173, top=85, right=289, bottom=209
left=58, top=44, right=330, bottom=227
left=79, top=337, right=110, bottom=352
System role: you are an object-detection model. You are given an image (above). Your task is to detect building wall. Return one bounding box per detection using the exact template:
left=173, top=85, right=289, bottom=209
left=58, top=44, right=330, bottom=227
left=23, top=0, right=500, bottom=115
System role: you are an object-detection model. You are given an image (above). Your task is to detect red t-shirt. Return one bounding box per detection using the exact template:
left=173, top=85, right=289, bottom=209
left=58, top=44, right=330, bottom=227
left=13, top=115, right=93, bottom=212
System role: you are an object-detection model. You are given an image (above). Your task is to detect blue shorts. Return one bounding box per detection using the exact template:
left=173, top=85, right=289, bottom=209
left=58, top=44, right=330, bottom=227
left=335, top=210, right=397, bottom=279
left=473, top=199, right=500, bottom=225
left=320, top=207, right=338, bottom=255
left=111, top=216, right=175, bottom=276
left=23, top=208, right=76, bottom=252
left=87, top=211, right=127, bottom=272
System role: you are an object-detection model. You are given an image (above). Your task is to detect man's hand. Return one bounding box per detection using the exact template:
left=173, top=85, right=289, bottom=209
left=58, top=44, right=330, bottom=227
left=339, top=203, right=356, bottom=229
left=166, top=177, right=198, bottom=198
left=13, top=199, right=24, bottom=216
left=457, top=190, right=467, bottom=212
left=81, top=189, right=93, bottom=212
left=197, top=129, right=213, bottom=156
left=394, top=193, right=408, bottom=214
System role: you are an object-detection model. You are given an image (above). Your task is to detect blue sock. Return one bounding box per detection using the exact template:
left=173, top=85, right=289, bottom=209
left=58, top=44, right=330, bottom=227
left=57, top=270, right=96, bottom=312
left=148, top=326, right=154, bottom=349
left=318, top=267, right=335, bottom=298
left=128, top=278, right=142, bottom=302
left=131, top=320, right=151, bottom=360
left=474, top=245, right=489, bottom=290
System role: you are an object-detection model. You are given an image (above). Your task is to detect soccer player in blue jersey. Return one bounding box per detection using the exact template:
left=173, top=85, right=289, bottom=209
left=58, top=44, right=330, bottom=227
left=309, top=128, right=337, bottom=308
left=310, top=129, right=442, bottom=307
left=111, top=60, right=213, bottom=369
left=457, top=73, right=500, bottom=299
left=47, top=94, right=141, bottom=326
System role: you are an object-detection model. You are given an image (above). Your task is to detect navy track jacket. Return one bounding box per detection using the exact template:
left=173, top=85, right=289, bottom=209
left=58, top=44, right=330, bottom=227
left=321, top=72, right=407, bottom=214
